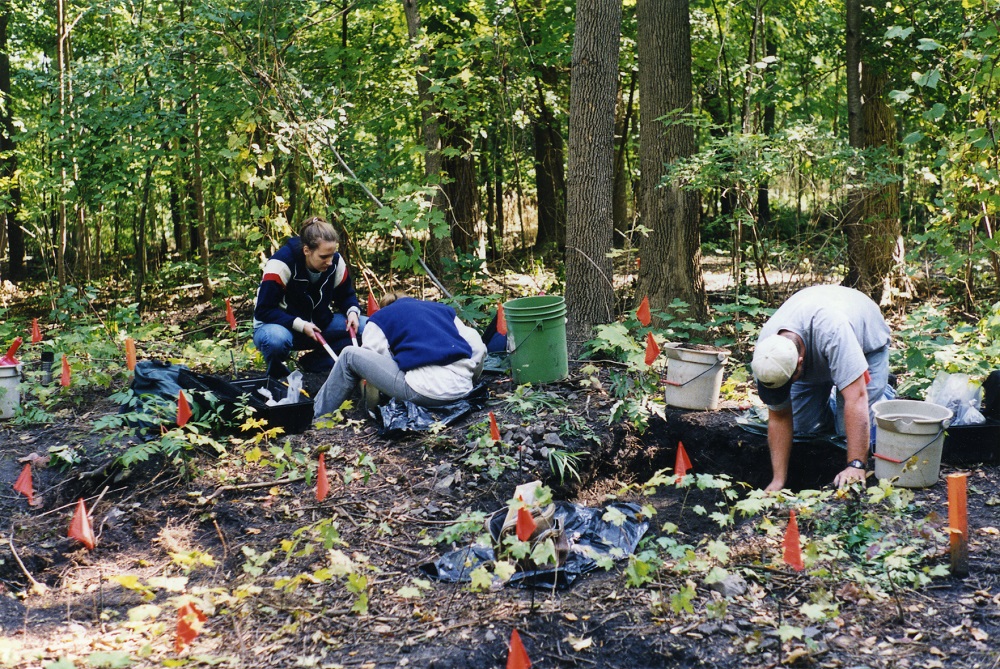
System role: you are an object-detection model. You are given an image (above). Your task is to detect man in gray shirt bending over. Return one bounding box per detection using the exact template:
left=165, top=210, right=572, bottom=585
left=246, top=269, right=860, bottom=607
left=751, top=285, right=893, bottom=491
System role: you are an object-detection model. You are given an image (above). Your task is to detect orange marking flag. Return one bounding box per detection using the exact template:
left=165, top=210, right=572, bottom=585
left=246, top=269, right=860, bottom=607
left=489, top=411, right=501, bottom=442
left=783, top=509, right=805, bottom=572
left=507, top=629, right=532, bottom=669
left=125, top=337, right=137, bottom=371
left=674, top=441, right=692, bottom=482
left=516, top=507, right=537, bottom=542
left=13, top=463, right=34, bottom=505
left=175, top=602, right=207, bottom=653
left=225, top=298, right=237, bottom=331
left=316, top=453, right=330, bottom=502
left=645, top=332, right=661, bottom=366
left=177, top=390, right=193, bottom=427
left=367, top=293, right=380, bottom=316
left=60, top=354, right=71, bottom=387
left=636, top=296, right=651, bottom=327
left=497, top=303, right=507, bottom=336
left=68, top=498, right=96, bottom=550
left=31, top=318, right=42, bottom=344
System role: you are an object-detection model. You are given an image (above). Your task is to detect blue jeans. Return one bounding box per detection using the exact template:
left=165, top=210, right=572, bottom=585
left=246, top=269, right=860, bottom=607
left=253, top=314, right=368, bottom=368
left=313, top=347, right=455, bottom=418
left=790, top=345, right=894, bottom=444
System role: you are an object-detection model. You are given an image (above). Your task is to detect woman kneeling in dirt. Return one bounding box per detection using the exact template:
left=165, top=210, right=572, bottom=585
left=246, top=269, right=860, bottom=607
left=312, top=292, right=487, bottom=418
left=253, top=216, right=366, bottom=378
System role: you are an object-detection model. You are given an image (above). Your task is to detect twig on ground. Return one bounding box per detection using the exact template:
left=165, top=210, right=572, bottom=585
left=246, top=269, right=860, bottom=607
left=202, top=476, right=304, bottom=503
left=8, top=537, right=46, bottom=593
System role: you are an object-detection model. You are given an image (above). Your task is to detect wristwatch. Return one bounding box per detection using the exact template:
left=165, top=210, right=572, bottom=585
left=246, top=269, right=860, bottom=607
left=847, top=459, right=866, bottom=470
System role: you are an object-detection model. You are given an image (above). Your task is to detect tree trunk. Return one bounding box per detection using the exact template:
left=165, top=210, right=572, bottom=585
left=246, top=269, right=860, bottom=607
left=843, top=1, right=905, bottom=302
left=564, top=0, right=622, bottom=354
left=0, top=3, right=23, bottom=282
left=635, top=0, right=706, bottom=321
left=56, top=0, right=68, bottom=286
left=532, top=69, right=567, bottom=252
left=191, top=61, right=213, bottom=298
left=442, top=119, right=479, bottom=254
left=401, top=0, right=456, bottom=280
left=613, top=68, right=636, bottom=248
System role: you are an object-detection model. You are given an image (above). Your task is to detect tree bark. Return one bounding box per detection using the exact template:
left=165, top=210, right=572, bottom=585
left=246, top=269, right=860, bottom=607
left=564, top=0, right=622, bottom=354
left=442, top=119, right=479, bottom=254
left=612, top=68, right=636, bottom=248
left=402, top=0, right=456, bottom=281
left=0, top=3, right=23, bottom=281
left=635, top=0, right=706, bottom=321
left=56, top=0, right=68, bottom=286
left=532, top=69, right=567, bottom=252
left=843, top=1, right=905, bottom=302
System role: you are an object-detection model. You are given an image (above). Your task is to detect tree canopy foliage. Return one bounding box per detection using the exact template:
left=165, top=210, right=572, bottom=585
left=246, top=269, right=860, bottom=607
left=0, top=0, right=997, bottom=321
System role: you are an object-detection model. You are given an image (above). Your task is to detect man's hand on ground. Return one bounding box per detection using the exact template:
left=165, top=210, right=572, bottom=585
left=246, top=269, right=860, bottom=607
left=833, top=465, right=866, bottom=488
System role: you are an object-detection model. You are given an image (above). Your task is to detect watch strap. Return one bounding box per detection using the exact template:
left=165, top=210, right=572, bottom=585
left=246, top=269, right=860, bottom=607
left=847, top=459, right=866, bottom=470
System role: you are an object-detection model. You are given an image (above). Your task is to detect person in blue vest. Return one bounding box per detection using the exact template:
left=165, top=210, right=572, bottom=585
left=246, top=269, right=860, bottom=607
left=253, top=217, right=366, bottom=378
left=313, top=292, right=487, bottom=417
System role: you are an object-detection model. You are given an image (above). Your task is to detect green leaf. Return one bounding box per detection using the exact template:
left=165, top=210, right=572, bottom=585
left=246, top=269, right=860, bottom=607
left=902, top=132, right=924, bottom=145
left=885, top=26, right=914, bottom=39
left=922, top=103, right=947, bottom=122
left=706, top=540, right=730, bottom=563
left=917, top=38, right=943, bottom=51
left=912, top=70, right=941, bottom=89
left=704, top=566, right=729, bottom=584
left=777, top=625, right=804, bottom=642
left=45, top=661, right=77, bottom=669
left=396, top=586, right=424, bottom=599
left=468, top=565, right=493, bottom=592
left=86, top=652, right=133, bottom=668
left=493, top=561, right=517, bottom=582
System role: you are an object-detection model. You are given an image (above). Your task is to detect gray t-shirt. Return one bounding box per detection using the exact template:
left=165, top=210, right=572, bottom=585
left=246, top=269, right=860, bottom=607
left=757, top=285, right=891, bottom=399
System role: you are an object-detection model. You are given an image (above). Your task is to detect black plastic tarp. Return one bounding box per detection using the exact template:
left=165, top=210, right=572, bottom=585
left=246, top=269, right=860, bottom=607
left=420, top=501, right=649, bottom=590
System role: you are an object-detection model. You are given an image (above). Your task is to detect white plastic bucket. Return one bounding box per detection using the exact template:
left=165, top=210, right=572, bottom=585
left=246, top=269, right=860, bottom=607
left=872, top=399, right=953, bottom=488
left=0, top=364, right=22, bottom=420
left=662, top=344, right=730, bottom=411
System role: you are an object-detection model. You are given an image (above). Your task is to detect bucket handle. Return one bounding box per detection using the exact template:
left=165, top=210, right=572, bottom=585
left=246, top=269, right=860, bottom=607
left=872, top=426, right=945, bottom=464
left=507, top=320, right=546, bottom=362
left=663, top=358, right=723, bottom=388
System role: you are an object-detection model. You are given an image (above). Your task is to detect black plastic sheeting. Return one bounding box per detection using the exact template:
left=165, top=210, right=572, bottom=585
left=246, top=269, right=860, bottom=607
left=375, top=383, right=489, bottom=437
left=420, top=501, right=649, bottom=590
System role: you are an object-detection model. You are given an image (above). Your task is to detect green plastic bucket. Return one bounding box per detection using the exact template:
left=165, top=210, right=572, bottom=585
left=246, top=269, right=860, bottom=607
left=504, top=295, right=569, bottom=385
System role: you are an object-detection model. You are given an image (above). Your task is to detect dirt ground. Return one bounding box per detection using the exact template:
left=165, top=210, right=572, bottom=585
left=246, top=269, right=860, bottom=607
left=2, top=353, right=999, bottom=669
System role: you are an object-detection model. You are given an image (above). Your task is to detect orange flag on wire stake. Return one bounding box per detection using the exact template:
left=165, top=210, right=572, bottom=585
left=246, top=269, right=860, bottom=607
left=125, top=337, right=137, bottom=371
left=674, top=441, right=692, bottom=482
left=515, top=507, right=537, bottom=542
left=645, top=332, right=660, bottom=366
left=175, top=602, right=207, bottom=653
left=31, top=318, right=42, bottom=344
left=636, top=296, right=651, bottom=327
left=497, top=303, right=507, bottom=336
left=60, top=355, right=71, bottom=387
left=225, top=298, right=237, bottom=331
left=13, top=463, right=34, bottom=505
left=489, top=411, right=501, bottom=442
left=783, top=510, right=804, bottom=572
left=507, top=629, right=532, bottom=669
left=367, top=293, right=380, bottom=316
left=68, top=498, right=96, bottom=550
left=316, top=453, right=330, bottom=502
left=177, top=390, right=192, bottom=427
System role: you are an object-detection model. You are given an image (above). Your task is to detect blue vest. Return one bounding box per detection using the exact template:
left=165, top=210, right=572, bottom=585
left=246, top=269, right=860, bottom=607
left=369, top=298, right=473, bottom=371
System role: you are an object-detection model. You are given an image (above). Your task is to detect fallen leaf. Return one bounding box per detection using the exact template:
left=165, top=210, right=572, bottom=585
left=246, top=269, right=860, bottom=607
left=970, top=628, right=989, bottom=642
left=566, top=635, right=592, bottom=651
left=784, top=647, right=810, bottom=664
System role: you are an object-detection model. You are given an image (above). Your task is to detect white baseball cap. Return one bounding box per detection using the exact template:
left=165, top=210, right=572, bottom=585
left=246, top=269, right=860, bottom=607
left=752, top=335, right=799, bottom=390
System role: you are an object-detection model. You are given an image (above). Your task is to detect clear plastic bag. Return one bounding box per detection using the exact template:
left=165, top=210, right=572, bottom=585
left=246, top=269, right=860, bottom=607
left=925, top=372, right=985, bottom=426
